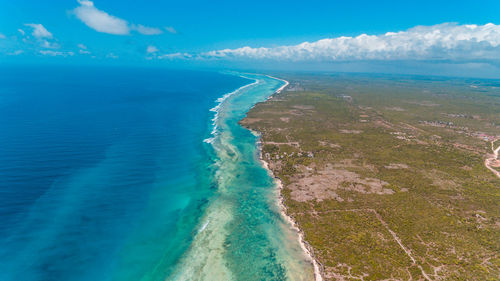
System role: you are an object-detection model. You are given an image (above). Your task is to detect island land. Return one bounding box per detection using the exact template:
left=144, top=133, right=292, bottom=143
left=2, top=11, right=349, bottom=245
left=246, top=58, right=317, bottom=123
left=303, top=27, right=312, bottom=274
left=241, top=73, right=500, bottom=280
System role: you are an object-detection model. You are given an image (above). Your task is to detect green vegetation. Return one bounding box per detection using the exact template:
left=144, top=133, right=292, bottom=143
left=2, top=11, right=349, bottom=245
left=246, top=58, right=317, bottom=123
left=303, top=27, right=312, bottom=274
left=242, top=73, right=500, bottom=280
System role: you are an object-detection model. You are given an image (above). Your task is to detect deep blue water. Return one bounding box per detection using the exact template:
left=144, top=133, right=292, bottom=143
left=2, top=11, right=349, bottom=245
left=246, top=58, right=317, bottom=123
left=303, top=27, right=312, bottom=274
left=0, top=66, right=249, bottom=281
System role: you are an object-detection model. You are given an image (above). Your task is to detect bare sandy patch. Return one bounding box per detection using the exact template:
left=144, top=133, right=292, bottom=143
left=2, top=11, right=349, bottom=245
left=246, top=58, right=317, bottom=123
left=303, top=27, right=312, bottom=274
left=289, top=109, right=305, bottom=116
left=263, top=141, right=300, bottom=149
left=384, top=163, right=409, bottom=169
left=241, top=118, right=262, bottom=125
left=289, top=165, right=393, bottom=202
left=425, top=169, right=460, bottom=190
left=292, top=105, right=315, bottom=110
left=318, top=141, right=341, bottom=149
left=339, top=129, right=362, bottom=134
left=385, top=106, right=406, bottom=111
left=333, top=158, right=377, bottom=172
left=373, top=120, right=394, bottom=129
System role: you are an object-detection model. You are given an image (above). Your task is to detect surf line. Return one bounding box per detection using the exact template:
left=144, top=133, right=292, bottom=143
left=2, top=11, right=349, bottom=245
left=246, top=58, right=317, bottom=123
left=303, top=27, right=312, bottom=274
left=203, top=75, right=260, bottom=144
left=265, top=75, right=289, bottom=94
left=255, top=75, right=323, bottom=281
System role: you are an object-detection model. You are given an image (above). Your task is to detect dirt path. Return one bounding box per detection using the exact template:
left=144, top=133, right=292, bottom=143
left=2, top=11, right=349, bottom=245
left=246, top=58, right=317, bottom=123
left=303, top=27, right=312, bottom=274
left=485, top=139, right=500, bottom=179
left=294, top=209, right=433, bottom=281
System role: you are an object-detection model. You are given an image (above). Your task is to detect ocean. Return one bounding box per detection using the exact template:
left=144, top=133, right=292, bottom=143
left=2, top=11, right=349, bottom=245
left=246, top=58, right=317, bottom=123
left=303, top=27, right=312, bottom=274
left=0, top=66, right=313, bottom=281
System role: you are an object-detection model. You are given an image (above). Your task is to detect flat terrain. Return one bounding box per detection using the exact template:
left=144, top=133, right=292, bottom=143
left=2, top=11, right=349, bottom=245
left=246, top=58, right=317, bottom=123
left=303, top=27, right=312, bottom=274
left=242, top=73, right=500, bottom=280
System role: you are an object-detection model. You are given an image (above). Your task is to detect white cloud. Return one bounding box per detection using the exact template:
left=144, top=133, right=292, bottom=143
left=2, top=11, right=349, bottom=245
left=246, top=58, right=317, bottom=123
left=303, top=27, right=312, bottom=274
left=9, top=50, right=24, bottom=56
left=77, top=0, right=93, bottom=6
left=0, top=33, right=5, bottom=39
left=165, top=26, right=177, bottom=34
left=147, top=45, right=159, bottom=53
left=106, top=52, right=118, bottom=59
left=78, top=43, right=91, bottom=54
left=24, top=23, right=53, bottom=39
left=72, top=0, right=163, bottom=36
left=73, top=0, right=130, bottom=35
left=40, top=50, right=74, bottom=57
left=41, top=40, right=60, bottom=49
left=21, top=24, right=60, bottom=49
left=202, top=23, right=500, bottom=62
left=132, top=24, right=163, bottom=35
left=157, top=52, right=192, bottom=59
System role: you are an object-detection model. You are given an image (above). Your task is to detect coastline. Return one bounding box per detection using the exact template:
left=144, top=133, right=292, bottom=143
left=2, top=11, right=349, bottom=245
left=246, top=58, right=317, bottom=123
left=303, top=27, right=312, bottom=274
left=239, top=73, right=500, bottom=280
left=175, top=73, right=313, bottom=280
left=247, top=76, right=324, bottom=281
left=265, top=75, right=289, bottom=94
left=259, top=156, right=324, bottom=281
left=204, top=75, right=259, bottom=144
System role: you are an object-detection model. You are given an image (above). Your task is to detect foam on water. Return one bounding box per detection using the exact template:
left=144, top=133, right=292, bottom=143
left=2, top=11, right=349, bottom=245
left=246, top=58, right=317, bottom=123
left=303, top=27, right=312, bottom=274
left=0, top=67, right=313, bottom=281
left=172, top=74, right=314, bottom=281
left=0, top=66, right=252, bottom=281
left=203, top=76, right=259, bottom=144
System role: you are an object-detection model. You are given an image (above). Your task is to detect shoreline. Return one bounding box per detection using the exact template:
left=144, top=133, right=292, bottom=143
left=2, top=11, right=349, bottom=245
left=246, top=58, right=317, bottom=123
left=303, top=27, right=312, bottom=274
left=259, top=156, right=324, bottom=281
left=249, top=76, right=324, bottom=281
left=265, top=75, right=289, bottom=94
left=204, top=75, right=259, bottom=144
left=175, top=74, right=294, bottom=280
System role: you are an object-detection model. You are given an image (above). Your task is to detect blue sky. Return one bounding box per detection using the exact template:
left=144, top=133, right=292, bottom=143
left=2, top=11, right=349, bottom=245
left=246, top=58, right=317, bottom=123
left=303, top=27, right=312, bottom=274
left=1, top=0, right=500, bottom=76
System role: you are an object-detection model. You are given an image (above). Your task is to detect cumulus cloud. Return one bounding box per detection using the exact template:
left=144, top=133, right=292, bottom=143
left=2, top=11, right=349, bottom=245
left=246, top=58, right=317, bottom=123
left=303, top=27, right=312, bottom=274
left=78, top=43, right=91, bottom=54
left=146, top=45, right=159, bottom=53
left=157, top=52, right=192, bottom=59
left=132, top=24, right=163, bottom=35
left=40, top=40, right=60, bottom=49
left=202, top=23, right=500, bottom=62
left=165, top=26, right=177, bottom=34
left=40, top=50, right=74, bottom=57
left=72, top=0, right=163, bottom=36
left=9, top=50, right=24, bottom=56
left=106, top=52, right=118, bottom=59
left=24, top=23, right=53, bottom=39
left=73, top=0, right=129, bottom=35
left=21, top=23, right=60, bottom=49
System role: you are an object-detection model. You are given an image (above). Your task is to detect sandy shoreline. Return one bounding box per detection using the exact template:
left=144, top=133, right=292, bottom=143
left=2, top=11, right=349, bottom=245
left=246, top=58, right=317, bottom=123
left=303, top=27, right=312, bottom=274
left=249, top=75, right=324, bottom=281
left=260, top=156, right=324, bottom=281
left=266, top=75, right=289, bottom=94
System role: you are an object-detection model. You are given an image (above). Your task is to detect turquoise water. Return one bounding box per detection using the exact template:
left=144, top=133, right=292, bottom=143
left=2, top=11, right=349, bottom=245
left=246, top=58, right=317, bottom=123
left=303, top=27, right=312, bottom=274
left=0, top=67, right=313, bottom=280
left=173, top=74, right=314, bottom=280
